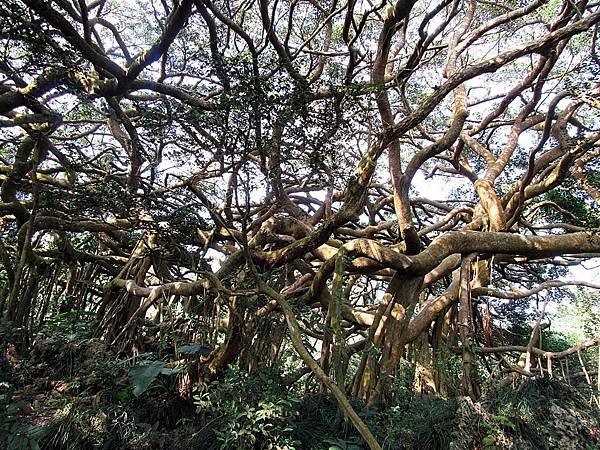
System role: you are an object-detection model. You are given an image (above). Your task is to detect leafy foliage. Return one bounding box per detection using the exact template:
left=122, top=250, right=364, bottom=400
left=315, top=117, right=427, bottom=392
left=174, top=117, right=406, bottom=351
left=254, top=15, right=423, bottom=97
left=193, top=365, right=301, bottom=449
left=0, top=382, right=46, bottom=450
left=544, top=187, right=600, bottom=228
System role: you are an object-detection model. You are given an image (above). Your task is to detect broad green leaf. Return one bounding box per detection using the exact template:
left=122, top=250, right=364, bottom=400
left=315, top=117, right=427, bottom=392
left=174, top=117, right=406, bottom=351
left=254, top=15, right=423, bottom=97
left=160, top=366, right=185, bottom=375
left=178, top=343, right=211, bottom=356
left=128, top=360, right=165, bottom=397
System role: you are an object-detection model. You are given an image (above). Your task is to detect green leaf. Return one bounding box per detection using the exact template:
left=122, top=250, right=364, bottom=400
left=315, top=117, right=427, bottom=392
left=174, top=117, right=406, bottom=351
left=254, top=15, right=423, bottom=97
left=128, top=360, right=165, bottom=397
left=116, top=387, right=133, bottom=403
left=160, top=366, right=185, bottom=376
left=7, top=434, right=28, bottom=450
left=322, top=438, right=347, bottom=450
left=178, top=343, right=211, bottom=356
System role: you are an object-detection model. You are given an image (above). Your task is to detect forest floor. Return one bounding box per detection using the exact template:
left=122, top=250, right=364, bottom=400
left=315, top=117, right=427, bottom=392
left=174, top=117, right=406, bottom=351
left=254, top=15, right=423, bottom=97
left=2, top=321, right=600, bottom=450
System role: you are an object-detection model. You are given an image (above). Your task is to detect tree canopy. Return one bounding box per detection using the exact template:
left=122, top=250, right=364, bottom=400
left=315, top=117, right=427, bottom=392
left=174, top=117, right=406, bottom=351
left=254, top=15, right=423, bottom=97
left=2, top=1, right=600, bottom=448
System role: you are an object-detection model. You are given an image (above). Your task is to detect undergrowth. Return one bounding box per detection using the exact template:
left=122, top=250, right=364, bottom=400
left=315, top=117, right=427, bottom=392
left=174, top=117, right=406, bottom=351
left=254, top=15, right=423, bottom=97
left=2, top=325, right=600, bottom=450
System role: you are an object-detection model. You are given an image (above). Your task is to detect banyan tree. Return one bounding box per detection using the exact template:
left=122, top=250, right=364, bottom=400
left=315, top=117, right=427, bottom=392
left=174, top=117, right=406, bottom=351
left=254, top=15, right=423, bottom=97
left=2, top=1, right=600, bottom=447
